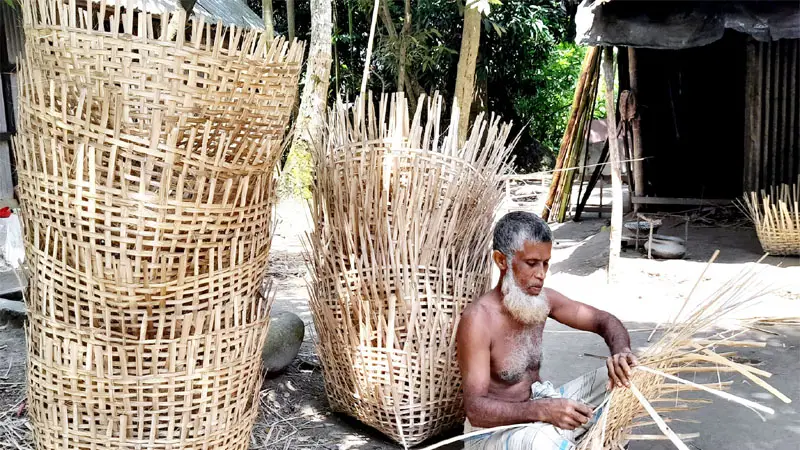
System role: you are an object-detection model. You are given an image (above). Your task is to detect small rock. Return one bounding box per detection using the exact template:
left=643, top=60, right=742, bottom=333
left=262, top=312, right=305, bottom=373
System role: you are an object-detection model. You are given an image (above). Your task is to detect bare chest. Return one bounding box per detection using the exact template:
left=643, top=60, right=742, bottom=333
left=491, top=323, right=545, bottom=384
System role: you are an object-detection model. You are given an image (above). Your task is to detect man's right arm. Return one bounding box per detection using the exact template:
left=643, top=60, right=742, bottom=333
left=457, top=307, right=592, bottom=429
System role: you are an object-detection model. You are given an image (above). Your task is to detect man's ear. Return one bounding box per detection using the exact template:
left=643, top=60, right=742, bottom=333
left=492, top=250, right=508, bottom=272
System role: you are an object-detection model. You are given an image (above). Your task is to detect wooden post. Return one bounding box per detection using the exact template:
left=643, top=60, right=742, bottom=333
left=603, top=47, right=623, bottom=282
left=628, top=47, right=645, bottom=205
left=743, top=37, right=759, bottom=191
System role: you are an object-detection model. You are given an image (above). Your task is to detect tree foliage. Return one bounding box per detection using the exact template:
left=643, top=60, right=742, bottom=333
left=250, top=0, right=586, bottom=172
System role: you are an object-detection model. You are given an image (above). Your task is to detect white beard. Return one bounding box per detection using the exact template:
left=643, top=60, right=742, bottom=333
left=501, top=269, right=550, bottom=325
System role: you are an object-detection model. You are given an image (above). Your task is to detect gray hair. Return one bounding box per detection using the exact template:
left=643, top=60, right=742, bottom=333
left=493, top=211, right=552, bottom=258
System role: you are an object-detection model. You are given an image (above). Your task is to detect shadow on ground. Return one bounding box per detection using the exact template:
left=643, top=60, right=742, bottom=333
left=550, top=219, right=798, bottom=277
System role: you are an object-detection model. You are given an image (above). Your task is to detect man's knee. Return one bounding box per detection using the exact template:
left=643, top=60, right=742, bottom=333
left=485, top=423, right=575, bottom=450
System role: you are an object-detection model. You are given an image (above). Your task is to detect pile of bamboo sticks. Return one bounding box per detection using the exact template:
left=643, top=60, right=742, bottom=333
left=578, top=255, right=790, bottom=450
left=542, top=47, right=601, bottom=222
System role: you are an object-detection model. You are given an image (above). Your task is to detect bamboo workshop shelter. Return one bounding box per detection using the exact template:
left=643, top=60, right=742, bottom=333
left=578, top=255, right=791, bottom=450
left=739, top=179, right=800, bottom=256
left=14, top=1, right=303, bottom=448
left=308, top=93, right=515, bottom=447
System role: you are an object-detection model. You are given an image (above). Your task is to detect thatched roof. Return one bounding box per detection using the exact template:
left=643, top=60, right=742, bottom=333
left=576, top=0, right=800, bottom=49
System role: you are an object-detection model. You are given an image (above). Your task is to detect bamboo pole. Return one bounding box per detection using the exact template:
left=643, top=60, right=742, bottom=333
left=780, top=41, right=789, bottom=182
left=543, top=47, right=599, bottom=221
left=788, top=41, right=797, bottom=179
left=558, top=60, right=601, bottom=221
left=754, top=41, right=765, bottom=190
left=744, top=38, right=759, bottom=191
left=602, top=46, right=623, bottom=282
left=361, top=0, right=381, bottom=96
left=771, top=42, right=781, bottom=186
left=628, top=47, right=645, bottom=204
left=550, top=49, right=601, bottom=222
left=763, top=41, right=772, bottom=190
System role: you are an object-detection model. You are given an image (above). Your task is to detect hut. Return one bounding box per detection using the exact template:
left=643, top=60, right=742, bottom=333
left=574, top=0, right=800, bottom=206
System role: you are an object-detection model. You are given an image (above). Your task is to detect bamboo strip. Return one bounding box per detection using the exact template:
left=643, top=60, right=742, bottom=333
left=627, top=433, right=700, bottom=441
left=637, top=366, right=775, bottom=415
left=629, top=382, right=691, bottom=450
left=697, top=348, right=791, bottom=404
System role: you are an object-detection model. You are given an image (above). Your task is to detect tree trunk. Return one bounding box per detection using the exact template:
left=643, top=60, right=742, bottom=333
left=602, top=46, right=623, bottom=282
left=262, top=0, right=275, bottom=39
left=287, top=0, right=296, bottom=41
left=281, top=0, right=332, bottom=199
left=454, top=4, right=481, bottom=146
left=379, top=0, right=418, bottom=111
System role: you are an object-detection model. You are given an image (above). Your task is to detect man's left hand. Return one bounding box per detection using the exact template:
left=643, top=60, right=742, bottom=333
left=606, top=350, right=638, bottom=390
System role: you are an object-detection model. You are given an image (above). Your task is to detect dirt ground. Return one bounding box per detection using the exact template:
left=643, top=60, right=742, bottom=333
left=255, top=200, right=800, bottom=450
left=0, top=198, right=798, bottom=449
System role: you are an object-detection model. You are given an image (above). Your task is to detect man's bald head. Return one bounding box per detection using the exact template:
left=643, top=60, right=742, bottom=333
left=493, top=211, right=552, bottom=259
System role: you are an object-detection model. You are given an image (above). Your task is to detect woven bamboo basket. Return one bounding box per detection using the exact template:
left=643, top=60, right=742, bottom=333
left=739, top=179, right=799, bottom=256
left=308, top=93, right=515, bottom=447
left=14, top=1, right=303, bottom=448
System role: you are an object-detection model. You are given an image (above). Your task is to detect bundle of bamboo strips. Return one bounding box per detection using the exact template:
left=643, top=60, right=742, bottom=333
left=542, top=47, right=601, bottom=222
left=307, top=92, right=514, bottom=447
left=739, top=178, right=799, bottom=255
left=578, top=256, right=790, bottom=450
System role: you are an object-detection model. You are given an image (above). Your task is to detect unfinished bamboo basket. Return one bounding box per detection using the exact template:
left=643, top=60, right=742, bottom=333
left=739, top=179, right=800, bottom=256
left=14, top=1, right=303, bottom=448
left=308, top=93, right=515, bottom=447
left=578, top=255, right=790, bottom=450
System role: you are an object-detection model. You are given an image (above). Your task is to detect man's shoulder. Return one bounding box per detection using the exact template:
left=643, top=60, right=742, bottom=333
left=461, top=291, right=500, bottom=326
left=542, top=287, right=566, bottom=303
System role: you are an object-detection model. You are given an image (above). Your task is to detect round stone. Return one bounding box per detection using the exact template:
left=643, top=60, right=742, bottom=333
left=262, top=311, right=305, bottom=373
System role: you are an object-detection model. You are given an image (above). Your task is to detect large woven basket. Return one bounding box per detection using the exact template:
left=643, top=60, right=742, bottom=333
left=14, top=1, right=303, bottom=448
left=308, top=93, right=514, bottom=447
left=740, top=180, right=799, bottom=256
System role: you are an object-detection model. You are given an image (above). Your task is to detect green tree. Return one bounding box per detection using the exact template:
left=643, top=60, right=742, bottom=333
left=248, top=0, right=587, bottom=173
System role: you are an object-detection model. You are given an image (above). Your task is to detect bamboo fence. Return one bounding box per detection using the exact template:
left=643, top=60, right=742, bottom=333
left=307, top=92, right=515, bottom=447
left=739, top=179, right=799, bottom=255
left=14, top=1, right=303, bottom=448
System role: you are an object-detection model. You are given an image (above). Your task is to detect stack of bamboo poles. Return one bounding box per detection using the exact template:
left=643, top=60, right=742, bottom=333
left=739, top=179, right=799, bottom=255
left=542, top=47, right=601, bottom=222
left=308, top=93, right=514, bottom=447
left=578, top=256, right=791, bottom=450
left=14, top=1, right=303, bottom=448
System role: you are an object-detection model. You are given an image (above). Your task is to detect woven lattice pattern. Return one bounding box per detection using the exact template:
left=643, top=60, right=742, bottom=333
left=14, top=1, right=303, bottom=448
left=308, top=93, right=514, bottom=447
left=740, top=179, right=799, bottom=256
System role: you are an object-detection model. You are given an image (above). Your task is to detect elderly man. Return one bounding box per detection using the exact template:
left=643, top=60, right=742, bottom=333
left=457, top=211, right=637, bottom=450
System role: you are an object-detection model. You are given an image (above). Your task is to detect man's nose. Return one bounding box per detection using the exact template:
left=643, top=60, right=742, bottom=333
left=532, top=262, right=546, bottom=279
